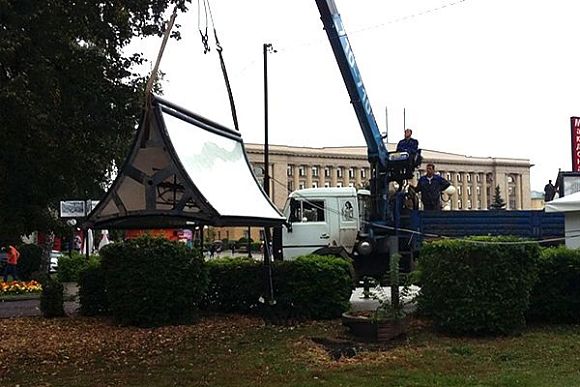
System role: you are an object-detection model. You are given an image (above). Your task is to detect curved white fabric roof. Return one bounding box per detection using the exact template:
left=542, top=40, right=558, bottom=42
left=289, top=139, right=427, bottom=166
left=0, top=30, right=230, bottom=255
left=162, top=111, right=283, bottom=221
left=86, top=95, right=284, bottom=229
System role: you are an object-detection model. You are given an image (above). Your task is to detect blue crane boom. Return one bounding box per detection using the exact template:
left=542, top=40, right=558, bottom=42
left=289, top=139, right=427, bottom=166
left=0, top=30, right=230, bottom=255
left=314, top=0, right=391, bottom=223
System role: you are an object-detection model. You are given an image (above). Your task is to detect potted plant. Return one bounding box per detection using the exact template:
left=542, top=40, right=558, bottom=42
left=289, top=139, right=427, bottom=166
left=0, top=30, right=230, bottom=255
left=342, top=253, right=411, bottom=342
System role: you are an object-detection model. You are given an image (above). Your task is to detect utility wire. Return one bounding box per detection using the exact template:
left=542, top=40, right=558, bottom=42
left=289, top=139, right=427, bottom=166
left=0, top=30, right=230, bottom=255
left=232, top=0, right=470, bottom=79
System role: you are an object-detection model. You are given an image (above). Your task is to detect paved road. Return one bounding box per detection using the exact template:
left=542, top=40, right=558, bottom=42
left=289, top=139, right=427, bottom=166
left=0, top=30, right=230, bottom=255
left=0, top=299, right=79, bottom=319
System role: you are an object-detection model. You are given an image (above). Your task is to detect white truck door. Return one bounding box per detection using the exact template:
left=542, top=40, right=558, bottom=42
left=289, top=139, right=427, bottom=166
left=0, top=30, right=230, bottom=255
left=282, top=197, right=332, bottom=259
left=338, top=197, right=358, bottom=251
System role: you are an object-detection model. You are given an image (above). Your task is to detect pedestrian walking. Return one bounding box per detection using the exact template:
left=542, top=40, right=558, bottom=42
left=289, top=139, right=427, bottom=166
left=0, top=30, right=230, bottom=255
left=3, top=244, right=21, bottom=282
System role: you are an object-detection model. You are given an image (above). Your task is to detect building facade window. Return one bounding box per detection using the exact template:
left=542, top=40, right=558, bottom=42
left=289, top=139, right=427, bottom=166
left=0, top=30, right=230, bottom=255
left=299, top=166, right=305, bottom=177
left=324, top=167, right=331, bottom=178
left=287, top=165, right=293, bottom=176
left=287, top=181, right=293, bottom=192
left=312, top=181, right=318, bottom=188
left=360, top=168, right=367, bottom=178
left=348, top=182, right=354, bottom=187
left=336, top=182, right=343, bottom=187
left=467, top=173, right=472, bottom=183
left=299, top=182, right=305, bottom=190
left=337, top=167, right=343, bottom=178
left=312, top=166, right=319, bottom=177
left=348, top=168, right=355, bottom=179
left=324, top=182, right=330, bottom=188
left=457, top=173, right=462, bottom=182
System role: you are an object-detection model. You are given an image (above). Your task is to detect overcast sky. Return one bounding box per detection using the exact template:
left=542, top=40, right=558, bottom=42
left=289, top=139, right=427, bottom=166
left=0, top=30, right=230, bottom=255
left=131, top=0, right=580, bottom=192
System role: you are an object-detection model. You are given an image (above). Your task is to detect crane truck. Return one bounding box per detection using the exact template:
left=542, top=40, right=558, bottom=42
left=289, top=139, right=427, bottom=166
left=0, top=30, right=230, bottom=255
left=272, top=0, right=564, bottom=276
left=272, top=0, right=420, bottom=276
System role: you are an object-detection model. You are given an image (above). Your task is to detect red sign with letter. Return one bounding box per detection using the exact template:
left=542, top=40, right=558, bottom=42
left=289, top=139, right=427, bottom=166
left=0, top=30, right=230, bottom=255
left=572, top=117, right=580, bottom=172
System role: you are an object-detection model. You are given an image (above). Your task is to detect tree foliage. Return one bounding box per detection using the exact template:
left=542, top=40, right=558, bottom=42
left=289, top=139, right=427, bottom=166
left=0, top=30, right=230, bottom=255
left=489, top=185, right=506, bottom=210
left=0, top=0, right=190, bottom=240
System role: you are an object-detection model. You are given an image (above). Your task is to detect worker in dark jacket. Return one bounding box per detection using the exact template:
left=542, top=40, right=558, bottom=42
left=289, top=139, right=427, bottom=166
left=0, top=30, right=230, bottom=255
left=415, top=163, right=451, bottom=211
left=396, top=129, right=419, bottom=154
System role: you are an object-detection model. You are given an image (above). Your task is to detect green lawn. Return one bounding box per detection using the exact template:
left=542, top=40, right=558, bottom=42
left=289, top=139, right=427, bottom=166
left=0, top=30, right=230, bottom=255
left=1, top=315, right=579, bottom=386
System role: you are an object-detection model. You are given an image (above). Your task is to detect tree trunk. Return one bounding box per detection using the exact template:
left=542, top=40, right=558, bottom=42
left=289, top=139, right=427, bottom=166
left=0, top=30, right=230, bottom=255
left=40, top=231, right=55, bottom=274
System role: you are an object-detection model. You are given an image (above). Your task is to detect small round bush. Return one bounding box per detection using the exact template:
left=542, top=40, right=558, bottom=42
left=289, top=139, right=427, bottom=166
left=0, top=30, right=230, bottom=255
left=79, top=265, right=109, bottom=316
left=40, top=277, right=65, bottom=318
left=100, top=236, right=207, bottom=327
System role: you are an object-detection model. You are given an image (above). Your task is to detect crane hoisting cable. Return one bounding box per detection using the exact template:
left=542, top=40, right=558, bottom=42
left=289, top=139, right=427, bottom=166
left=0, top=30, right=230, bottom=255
left=197, top=0, right=240, bottom=131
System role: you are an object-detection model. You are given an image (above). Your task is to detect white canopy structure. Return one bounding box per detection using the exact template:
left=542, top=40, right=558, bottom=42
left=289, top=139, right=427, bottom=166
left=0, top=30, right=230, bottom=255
left=545, top=191, right=580, bottom=248
left=545, top=191, right=580, bottom=213
left=85, top=95, right=285, bottom=229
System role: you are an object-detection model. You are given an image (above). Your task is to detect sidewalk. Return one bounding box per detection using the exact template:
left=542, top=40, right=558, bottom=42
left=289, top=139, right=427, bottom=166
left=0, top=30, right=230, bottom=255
left=0, top=298, right=79, bottom=319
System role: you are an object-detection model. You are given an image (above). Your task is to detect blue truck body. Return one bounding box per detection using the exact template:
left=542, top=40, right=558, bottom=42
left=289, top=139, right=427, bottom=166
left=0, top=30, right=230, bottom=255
left=410, top=210, right=564, bottom=243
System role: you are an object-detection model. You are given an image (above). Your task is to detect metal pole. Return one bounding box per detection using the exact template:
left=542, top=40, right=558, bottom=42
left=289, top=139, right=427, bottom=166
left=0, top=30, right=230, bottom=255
left=263, top=43, right=275, bottom=304
left=247, top=226, right=252, bottom=258
left=263, top=43, right=272, bottom=198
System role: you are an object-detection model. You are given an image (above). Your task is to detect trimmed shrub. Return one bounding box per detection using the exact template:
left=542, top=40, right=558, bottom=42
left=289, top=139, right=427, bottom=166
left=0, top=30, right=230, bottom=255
left=78, top=265, right=109, bottom=316
left=57, top=252, right=99, bottom=283
left=527, top=246, right=580, bottom=323
left=100, top=236, right=207, bottom=327
left=417, top=237, right=539, bottom=335
left=204, top=257, right=262, bottom=313
left=40, top=277, right=65, bottom=318
left=17, top=244, right=42, bottom=280
left=269, top=255, right=353, bottom=321
left=202, top=255, right=353, bottom=322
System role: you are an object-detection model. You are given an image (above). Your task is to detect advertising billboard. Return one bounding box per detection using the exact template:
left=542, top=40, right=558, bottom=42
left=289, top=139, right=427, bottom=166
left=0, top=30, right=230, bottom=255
left=571, top=116, right=580, bottom=172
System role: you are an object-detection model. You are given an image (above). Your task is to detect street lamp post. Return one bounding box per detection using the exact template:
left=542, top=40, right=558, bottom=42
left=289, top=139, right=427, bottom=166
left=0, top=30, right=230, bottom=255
left=263, top=42, right=276, bottom=304
left=263, top=42, right=276, bottom=198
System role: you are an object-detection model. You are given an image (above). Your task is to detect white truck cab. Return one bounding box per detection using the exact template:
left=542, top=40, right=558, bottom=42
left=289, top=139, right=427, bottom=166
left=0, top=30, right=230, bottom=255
left=281, top=187, right=370, bottom=259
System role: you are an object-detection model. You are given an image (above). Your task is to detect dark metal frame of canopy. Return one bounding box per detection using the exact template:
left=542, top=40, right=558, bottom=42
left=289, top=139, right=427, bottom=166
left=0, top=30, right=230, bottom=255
left=84, top=95, right=284, bottom=230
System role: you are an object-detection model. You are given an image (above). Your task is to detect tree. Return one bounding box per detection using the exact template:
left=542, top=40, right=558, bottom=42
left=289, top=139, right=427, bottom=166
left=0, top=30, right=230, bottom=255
left=489, top=185, right=507, bottom=210
left=0, top=0, right=189, bottom=245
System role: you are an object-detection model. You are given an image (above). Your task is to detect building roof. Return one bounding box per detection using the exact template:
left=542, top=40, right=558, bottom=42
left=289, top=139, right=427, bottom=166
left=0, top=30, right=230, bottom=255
left=245, top=143, right=532, bottom=167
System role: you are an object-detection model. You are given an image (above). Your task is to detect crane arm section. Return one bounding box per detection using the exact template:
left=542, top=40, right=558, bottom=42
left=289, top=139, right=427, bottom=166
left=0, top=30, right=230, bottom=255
left=314, top=0, right=389, bottom=169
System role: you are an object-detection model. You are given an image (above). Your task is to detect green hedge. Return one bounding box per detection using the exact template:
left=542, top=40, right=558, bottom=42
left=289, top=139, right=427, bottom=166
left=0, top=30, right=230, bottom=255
left=17, top=244, right=42, bottom=280
left=100, top=236, right=208, bottom=327
left=204, top=255, right=353, bottom=321
left=270, top=255, right=353, bottom=321
left=78, top=265, right=109, bottom=316
left=527, top=246, right=580, bottom=323
left=57, top=252, right=100, bottom=282
left=204, top=257, right=262, bottom=313
left=417, top=237, right=539, bottom=335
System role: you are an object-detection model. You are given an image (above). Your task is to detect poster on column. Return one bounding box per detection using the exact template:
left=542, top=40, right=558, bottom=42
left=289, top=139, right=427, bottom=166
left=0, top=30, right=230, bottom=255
left=571, top=117, right=580, bottom=172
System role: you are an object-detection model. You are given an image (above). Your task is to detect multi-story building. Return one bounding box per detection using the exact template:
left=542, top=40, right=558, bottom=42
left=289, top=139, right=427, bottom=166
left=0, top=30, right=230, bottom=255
left=244, top=143, right=532, bottom=211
